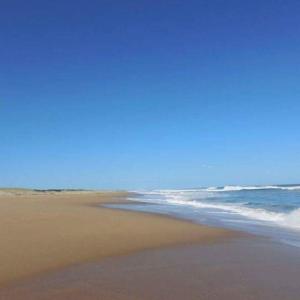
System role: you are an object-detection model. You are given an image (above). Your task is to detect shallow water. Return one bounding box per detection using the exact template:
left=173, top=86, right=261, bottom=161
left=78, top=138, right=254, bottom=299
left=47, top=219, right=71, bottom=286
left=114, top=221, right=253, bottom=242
left=119, top=185, right=300, bottom=248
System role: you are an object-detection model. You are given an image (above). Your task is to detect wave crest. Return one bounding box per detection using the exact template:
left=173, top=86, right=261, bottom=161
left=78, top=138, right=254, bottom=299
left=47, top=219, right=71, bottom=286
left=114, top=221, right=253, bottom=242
left=205, top=185, right=300, bottom=192
left=163, top=198, right=300, bottom=230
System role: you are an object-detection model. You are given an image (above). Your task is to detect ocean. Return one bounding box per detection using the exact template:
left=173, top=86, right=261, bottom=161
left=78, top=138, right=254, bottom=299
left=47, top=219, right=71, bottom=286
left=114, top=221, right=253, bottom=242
left=112, top=185, right=300, bottom=248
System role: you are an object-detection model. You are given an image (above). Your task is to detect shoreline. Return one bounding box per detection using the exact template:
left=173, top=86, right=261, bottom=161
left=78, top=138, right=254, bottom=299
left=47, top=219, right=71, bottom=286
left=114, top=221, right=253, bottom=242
left=0, top=189, right=238, bottom=287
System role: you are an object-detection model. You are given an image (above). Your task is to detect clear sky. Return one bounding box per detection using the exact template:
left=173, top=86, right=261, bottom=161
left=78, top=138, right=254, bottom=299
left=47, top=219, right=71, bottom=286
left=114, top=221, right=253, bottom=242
left=1, top=0, right=300, bottom=189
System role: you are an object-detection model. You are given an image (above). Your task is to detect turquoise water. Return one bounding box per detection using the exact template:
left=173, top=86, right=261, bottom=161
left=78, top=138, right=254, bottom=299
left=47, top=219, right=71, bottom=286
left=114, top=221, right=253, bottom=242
left=120, top=185, right=300, bottom=248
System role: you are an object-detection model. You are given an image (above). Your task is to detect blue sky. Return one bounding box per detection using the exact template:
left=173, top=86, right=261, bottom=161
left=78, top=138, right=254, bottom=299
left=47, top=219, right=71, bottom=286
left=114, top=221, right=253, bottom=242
left=1, top=0, right=300, bottom=189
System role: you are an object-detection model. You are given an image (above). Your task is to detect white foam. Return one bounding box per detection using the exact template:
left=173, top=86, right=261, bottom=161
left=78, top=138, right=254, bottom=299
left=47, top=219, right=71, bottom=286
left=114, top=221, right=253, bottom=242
left=203, top=185, right=300, bottom=192
left=134, top=185, right=300, bottom=195
left=135, top=188, right=300, bottom=231
left=163, top=198, right=300, bottom=230
left=280, top=209, right=300, bottom=229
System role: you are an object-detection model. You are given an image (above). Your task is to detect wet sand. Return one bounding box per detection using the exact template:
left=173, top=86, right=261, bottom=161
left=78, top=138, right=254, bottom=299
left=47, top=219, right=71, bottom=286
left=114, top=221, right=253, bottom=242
left=0, top=189, right=234, bottom=287
left=1, top=238, right=300, bottom=300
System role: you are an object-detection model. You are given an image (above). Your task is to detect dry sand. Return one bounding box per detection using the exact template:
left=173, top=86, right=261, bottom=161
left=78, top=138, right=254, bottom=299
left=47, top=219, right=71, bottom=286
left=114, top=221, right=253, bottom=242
left=0, top=189, right=235, bottom=286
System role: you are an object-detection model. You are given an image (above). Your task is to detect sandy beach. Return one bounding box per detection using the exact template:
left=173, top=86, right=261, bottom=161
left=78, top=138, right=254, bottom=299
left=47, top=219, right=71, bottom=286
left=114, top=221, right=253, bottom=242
left=1, top=190, right=300, bottom=300
left=0, top=189, right=234, bottom=287
left=2, top=238, right=300, bottom=300
left=2, top=0, right=299, bottom=298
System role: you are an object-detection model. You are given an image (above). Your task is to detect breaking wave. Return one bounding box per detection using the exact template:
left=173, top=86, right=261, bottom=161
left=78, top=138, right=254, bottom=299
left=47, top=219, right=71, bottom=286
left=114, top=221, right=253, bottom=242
left=164, top=198, right=300, bottom=230
left=203, top=185, right=300, bottom=192
left=135, top=186, right=300, bottom=231
left=147, top=185, right=300, bottom=193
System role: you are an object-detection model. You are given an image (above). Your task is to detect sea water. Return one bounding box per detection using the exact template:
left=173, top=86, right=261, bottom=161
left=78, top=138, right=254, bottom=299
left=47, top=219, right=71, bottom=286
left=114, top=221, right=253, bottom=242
left=114, top=185, right=300, bottom=248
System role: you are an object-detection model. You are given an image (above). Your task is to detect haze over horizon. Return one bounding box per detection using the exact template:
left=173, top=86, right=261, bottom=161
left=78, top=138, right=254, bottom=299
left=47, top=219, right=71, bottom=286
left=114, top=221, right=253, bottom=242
left=1, top=0, right=300, bottom=189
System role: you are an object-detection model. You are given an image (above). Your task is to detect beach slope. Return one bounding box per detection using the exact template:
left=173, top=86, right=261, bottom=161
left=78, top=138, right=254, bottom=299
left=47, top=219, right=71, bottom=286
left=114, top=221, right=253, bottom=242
left=0, top=190, right=234, bottom=286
